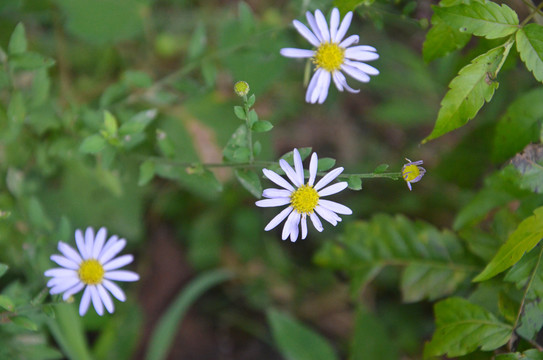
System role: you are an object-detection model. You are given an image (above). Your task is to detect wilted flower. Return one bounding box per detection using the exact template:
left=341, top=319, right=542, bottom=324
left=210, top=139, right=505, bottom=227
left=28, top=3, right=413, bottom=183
left=280, top=8, right=379, bottom=104
left=256, top=148, right=352, bottom=242
left=44, top=227, right=139, bottom=316
left=402, top=159, right=426, bottom=191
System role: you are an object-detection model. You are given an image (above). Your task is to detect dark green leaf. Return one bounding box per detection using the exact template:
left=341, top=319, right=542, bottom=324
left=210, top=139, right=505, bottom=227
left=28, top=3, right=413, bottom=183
left=9, top=52, right=55, bottom=70
left=251, top=120, right=273, bottom=132
left=267, top=309, right=339, bottom=360
left=517, top=300, right=543, bottom=341
left=138, top=160, right=155, bottom=186
left=235, top=169, right=262, bottom=198
left=156, top=129, right=176, bottom=158
left=434, top=1, right=518, bottom=39
left=496, top=350, right=543, bottom=360
left=516, top=24, right=543, bottom=83
left=8, top=91, right=25, bottom=125
left=12, top=315, right=38, bottom=331
left=474, top=206, right=543, bottom=281
left=8, top=22, right=26, bottom=55
left=350, top=307, right=398, bottom=360
left=424, top=297, right=512, bottom=358
left=46, top=303, right=92, bottom=360
left=187, top=23, right=206, bottom=61
left=119, top=109, right=157, bottom=136
left=0, top=263, right=7, bottom=278
left=79, top=134, right=107, bottom=154
left=223, top=125, right=248, bottom=162
left=31, top=68, right=51, bottom=107
left=373, top=164, right=389, bottom=173
left=423, top=42, right=513, bottom=143
left=239, top=2, right=255, bottom=33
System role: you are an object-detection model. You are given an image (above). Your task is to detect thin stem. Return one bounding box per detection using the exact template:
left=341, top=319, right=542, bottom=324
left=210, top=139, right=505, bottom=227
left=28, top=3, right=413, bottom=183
left=243, top=94, right=254, bottom=164
left=520, top=1, right=543, bottom=27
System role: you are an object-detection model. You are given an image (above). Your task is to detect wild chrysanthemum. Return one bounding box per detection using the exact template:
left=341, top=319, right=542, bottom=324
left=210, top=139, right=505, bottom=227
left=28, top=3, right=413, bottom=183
left=256, top=148, right=352, bottom=242
left=44, top=227, right=139, bottom=316
left=280, top=8, right=379, bottom=104
left=402, top=159, right=426, bottom=191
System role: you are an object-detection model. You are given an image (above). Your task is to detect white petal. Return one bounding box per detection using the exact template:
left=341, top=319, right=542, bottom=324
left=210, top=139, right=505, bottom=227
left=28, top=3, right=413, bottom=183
left=98, top=239, right=126, bottom=265
left=333, top=71, right=359, bottom=93
left=262, top=169, right=295, bottom=191
left=317, top=71, right=331, bottom=104
left=282, top=211, right=300, bottom=240
left=319, top=199, right=353, bottom=215
left=289, top=212, right=301, bottom=242
left=279, top=159, right=302, bottom=187
left=301, top=215, right=308, bottom=239
left=348, top=45, right=377, bottom=52
left=44, top=268, right=77, bottom=278
left=75, top=229, right=89, bottom=259
left=341, top=64, right=370, bottom=83
left=314, top=9, right=330, bottom=42
left=97, top=284, right=115, bottom=314
left=49, top=277, right=80, bottom=294
left=335, top=11, right=353, bottom=43
left=103, top=254, right=134, bottom=271
left=104, top=270, right=140, bottom=282
left=92, top=227, right=107, bottom=259
left=293, top=149, right=305, bottom=186
left=58, top=242, right=83, bottom=264
left=305, top=11, right=323, bottom=42
left=315, top=205, right=340, bottom=225
left=50, top=255, right=79, bottom=270
left=99, top=235, right=119, bottom=260
left=84, top=227, right=95, bottom=258
left=344, top=59, right=380, bottom=75
left=79, top=286, right=92, bottom=316
left=103, top=279, right=126, bottom=302
left=63, top=282, right=85, bottom=301
left=292, top=20, right=320, bottom=47
left=305, top=70, right=322, bottom=104
left=310, top=212, right=324, bottom=232
left=344, top=47, right=379, bottom=62
left=318, top=182, right=348, bottom=197
left=263, top=188, right=292, bottom=198
left=339, top=35, right=359, bottom=48
left=329, top=8, right=340, bottom=43
left=90, top=285, right=104, bottom=316
left=314, top=167, right=344, bottom=191
left=308, top=152, right=318, bottom=186
left=280, top=48, right=315, bottom=58
left=264, top=206, right=293, bottom=231
left=256, top=197, right=291, bottom=208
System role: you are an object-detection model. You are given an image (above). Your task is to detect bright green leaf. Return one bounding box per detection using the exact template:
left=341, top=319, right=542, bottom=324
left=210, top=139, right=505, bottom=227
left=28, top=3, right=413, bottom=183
left=373, top=164, right=389, bottom=173
left=423, top=42, right=513, bottom=143
left=234, top=106, right=246, bottom=120
left=8, top=22, right=26, bottom=55
left=267, top=309, right=339, bottom=360
left=9, top=52, right=55, bottom=70
left=0, top=295, right=15, bottom=311
left=103, top=110, right=118, bottom=137
left=235, top=169, right=262, bottom=198
left=138, top=160, right=155, bottom=186
left=47, top=303, right=92, bottom=360
left=516, top=23, right=543, bottom=83
left=434, top=1, right=518, bottom=39
left=317, top=158, right=336, bottom=172
left=79, top=134, right=107, bottom=154
left=474, top=206, right=543, bottom=281
left=251, top=120, right=273, bottom=132
left=248, top=109, right=258, bottom=126
left=424, top=297, right=512, bottom=358
left=247, top=94, right=255, bottom=107
left=346, top=175, right=362, bottom=191
left=423, top=13, right=471, bottom=62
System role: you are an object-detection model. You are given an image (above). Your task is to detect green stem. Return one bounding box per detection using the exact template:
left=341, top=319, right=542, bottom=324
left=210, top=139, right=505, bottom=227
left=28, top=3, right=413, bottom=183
left=243, top=94, right=254, bottom=164
left=520, top=1, right=543, bottom=27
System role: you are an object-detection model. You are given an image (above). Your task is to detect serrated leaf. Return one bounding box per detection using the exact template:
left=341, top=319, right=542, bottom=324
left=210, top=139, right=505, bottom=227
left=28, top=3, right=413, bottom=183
left=79, top=134, right=107, bottom=154
left=516, top=24, right=543, bottom=83
left=423, top=42, right=512, bottom=143
left=12, top=315, right=38, bottom=331
left=517, top=300, right=543, bottom=341
left=346, top=175, right=362, bottom=191
left=138, top=160, right=155, bottom=186
left=474, top=206, right=543, bottom=281
left=251, top=120, right=273, bottom=132
left=424, top=297, right=512, bottom=358
left=314, top=214, right=476, bottom=301
left=8, top=23, right=26, bottom=55
left=423, top=13, right=471, bottom=62
left=0, top=295, right=15, bottom=311
left=0, top=263, right=7, bottom=277
left=235, top=169, right=262, bottom=198
left=434, top=2, right=518, bottom=39
left=267, top=309, right=339, bottom=360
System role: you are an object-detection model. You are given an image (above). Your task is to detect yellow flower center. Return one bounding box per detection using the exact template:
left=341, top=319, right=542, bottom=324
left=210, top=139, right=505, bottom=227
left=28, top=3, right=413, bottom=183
left=78, top=259, right=105, bottom=285
left=290, top=184, right=320, bottom=214
left=402, top=165, right=420, bottom=182
left=313, top=43, right=345, bottom=72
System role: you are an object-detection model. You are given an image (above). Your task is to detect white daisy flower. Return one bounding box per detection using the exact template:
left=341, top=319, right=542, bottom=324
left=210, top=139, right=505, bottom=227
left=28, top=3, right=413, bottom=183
left=280, top=7, right=379, bottom=104
left=256, top=148, right=352, bottom=242
left=44, top=227, right=139, bottom=316
left=402, top=158, right=426, bottom=191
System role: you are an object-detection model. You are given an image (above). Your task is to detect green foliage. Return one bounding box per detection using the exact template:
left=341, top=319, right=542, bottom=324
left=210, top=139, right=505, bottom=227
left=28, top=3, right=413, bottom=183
left=350, top=307, right=398, bottom=360
left=511, top=144, right=543, bottom=194
left=516, top=24, right=543, bottom=83
left=424, top=297, right=512, bottom=358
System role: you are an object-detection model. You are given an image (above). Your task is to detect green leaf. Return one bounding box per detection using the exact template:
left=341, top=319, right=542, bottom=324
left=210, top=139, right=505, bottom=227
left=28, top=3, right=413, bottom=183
left=495, top=350, right=543, bottom=360
left=267, top=309, right=339, bottom=360
left=156, top=129, right=176, bottom=158
left=424, top=297, right=512, bottom=358
left=234, top=106, right=246, bottom=120
left=235, top=169, right=262, bottom=198
left=423, top=13, right=471, bottom=62
left=145, top=270, right=233, bottom=360
left=0, top=263, right=7, bottom=278
left=79, top=134, right=107, bottom=154
left=31, top=68, right=51, bottom=107
left=8, top=90, right=25, bottom=125
left=474, top=206, right=543, bottom=281
left=511, top=144, right=543, bottom=193
left=47, top=304, right=92, bottom=360
left=187, top=23, right=206, bottom=61
left=12, top=315, right=38, bottom=331
left=138, top=160, right=155, bottom=186
left=239, top=2, right=255, bottom=33
left=8, top=22, right=26, bottom=55
left=346, top=175, right=362, bottom=191
left=247, top=109, right=258, bottom=126
left=492, top=89, right=543, bottom=162
left=9, top=52, right=55, bottom=70
left=119, top=109, right=157, bottom=136
left=0, top=294, right=15, bottom=311
left=314, top=214, right=476, bottom=301
left=434, top=1, right=518, bottom=40
left=280, top=147, right=312, bottom=163
left=251, top=120, right=273, bottom=132
left=373, top=163, right=389, bottom=173
left=247, top=94, right=255, bottom=107
left=350, top=307, right=398, bottom=360
left=317, top=158, right=336, bottom=172
left=103, top=110, right=118, bottom=137
left=516, top=24, right=543, bottom=83
left=332, top=0, right=371, bottom=14
left=423, top=42, right=513, bottom=143
left=517, top=300, right=543, bottom=341
left=223, top=125, right=248, bottom=162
